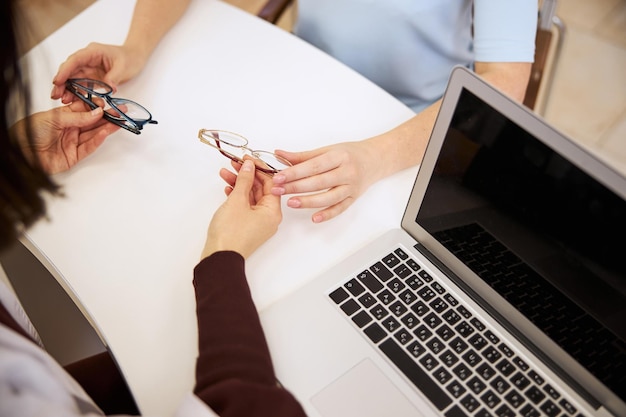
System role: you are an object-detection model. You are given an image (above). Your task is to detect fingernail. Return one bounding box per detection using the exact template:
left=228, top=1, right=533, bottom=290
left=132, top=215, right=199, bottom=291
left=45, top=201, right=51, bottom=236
left=312, top=214, right=324, bottom=223
left=90, top=107, right=102, bottom=115
left=242, top=160, right=254, bottom=172
left=273, top=173, right=286, bottom=184
left=287, top=198, right=301, bottom=208
left=271, top=187, right=285, bottom=195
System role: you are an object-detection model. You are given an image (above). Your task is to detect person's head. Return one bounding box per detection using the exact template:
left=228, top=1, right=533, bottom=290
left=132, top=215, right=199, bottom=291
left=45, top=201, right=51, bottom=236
left=1, top=0, right=58, bottom=251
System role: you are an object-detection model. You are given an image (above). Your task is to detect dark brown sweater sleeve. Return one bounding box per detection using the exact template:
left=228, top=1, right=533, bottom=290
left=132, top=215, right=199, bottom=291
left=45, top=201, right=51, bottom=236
left=192, top=251, right=307, bottom=417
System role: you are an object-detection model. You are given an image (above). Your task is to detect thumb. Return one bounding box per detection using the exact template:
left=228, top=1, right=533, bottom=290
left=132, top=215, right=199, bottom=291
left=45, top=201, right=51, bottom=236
left=230, top=160, right=256, bottom=198
left=58, top=106, right=106, bottom=128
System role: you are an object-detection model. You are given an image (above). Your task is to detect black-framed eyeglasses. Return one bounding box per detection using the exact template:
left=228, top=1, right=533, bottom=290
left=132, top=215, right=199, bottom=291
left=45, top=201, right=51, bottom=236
left=65, top=78, right=157, bottom=135
left=198, top=129, right=292, bottom=175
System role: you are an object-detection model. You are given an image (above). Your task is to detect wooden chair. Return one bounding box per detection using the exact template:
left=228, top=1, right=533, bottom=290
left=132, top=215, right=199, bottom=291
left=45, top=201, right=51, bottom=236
left=523, top=0, right=566, bottom=114
left=257, top=0, right=565, bottom=114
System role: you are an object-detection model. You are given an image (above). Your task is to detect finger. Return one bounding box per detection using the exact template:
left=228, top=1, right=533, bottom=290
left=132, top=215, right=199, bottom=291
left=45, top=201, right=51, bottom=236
left=219, top=168, right=238, bottom=189
left=230, top=160, right=255, bottom=200
left=274, top=148, right=324, bottom=165
left=286, top=185, right=351, bottom=209
left=272, top=149, right=334, bottom=185
left=53, top=45, right=107, bottom=86
left=271, top=158, right=343, bottom=196
left=76, top=128, right=108, bottom=160
left=310, top=197, right=355, bottom=223
left=58, top=106, right=106, bottom=128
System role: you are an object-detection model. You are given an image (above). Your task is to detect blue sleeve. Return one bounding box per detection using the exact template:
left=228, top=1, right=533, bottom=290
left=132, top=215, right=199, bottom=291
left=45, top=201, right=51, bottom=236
left=473, top=0, right=537, bottom=62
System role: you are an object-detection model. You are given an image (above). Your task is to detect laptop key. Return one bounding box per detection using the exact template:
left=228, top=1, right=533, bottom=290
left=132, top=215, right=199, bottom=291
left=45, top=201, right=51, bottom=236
left=406, top=258, right=420, bottom=271
left=363, top=322, right=386, bottom=343
left=420, top=353, right=439, bottom=371
left=399, top=289, right=418, bottom=305
left=345, top=278, right=365, bottom=296
left=351, top=310, right=372, bottom=328
left=394, top=248, right=408, bottom=260
left=377, top=289, right=396, bottom=305
left=481, top=389, right=501, bottom=409
left=407, top=340, right=426, bottom=358
left=543, top=384, right=560, bottom=400
left=370, top=261, right=393, bottom=281
left=393, top=263, right=412, bottom=279
left=467, top=376, right=487, bottom=394
left=460, top=393, right=480, bottom=412
left=411, top=300, right=430, bottom=316
left=446, top=380, right=467, bottom=398
left=418, top=269, right=433, bottom=282
left=444, top=405, right=469, bottom=417
left=357, top=270, right=384, bottom=293
left=369, top=304, right=389, bottom=320
left=340, top=299, right=360, bottom=316
left=357, top=292, right=376, bottom=308
left=452, top=362, right=472, bottom=381
left=510, top=372, right=530, bottom=390
left=559, top=398, right=577, bottom=415
left=539, top=399, right=561, bottom=417
left=490, top=375, right=511, bottom=394
left=495, top=358, right=515, bottom=377
left=504, top=389, right=525, bottom=408
left=329, top=287, right=349, bottom=304
left=382, top=253, right=401, bottom=268
left=520, top=404, right=540, bottom=417
left=436, top=324, right=455, bottom=341
left=524, top=385, right=546, bottom=404
left=495, top=403, right=515, bottom=417
left=449, top=337, right=469, bottom=354
left=379, top=338, right=452, bottom=410
left=389, top=301, right=408, bottom=317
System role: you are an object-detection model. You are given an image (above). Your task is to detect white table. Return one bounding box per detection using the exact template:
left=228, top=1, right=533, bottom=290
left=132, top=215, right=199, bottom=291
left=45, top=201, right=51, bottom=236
left=21, top=0, right=417, bottom=414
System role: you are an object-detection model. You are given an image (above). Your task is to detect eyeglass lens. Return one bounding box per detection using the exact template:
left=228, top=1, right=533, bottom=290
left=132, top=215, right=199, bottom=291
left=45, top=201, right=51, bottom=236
left=70, top=79, right=153, bottom=123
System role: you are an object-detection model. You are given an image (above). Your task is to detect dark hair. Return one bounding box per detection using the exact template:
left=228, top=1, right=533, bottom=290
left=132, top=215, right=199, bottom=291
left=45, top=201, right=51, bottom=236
left=1, top=0, right=59, bottom=250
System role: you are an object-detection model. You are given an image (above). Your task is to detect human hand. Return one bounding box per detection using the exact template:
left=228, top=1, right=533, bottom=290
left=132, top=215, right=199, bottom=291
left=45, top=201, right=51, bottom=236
left=202, top=160, right=283, bottom=260
left=51, top=42, right=148, bottom=104
left=10, top=102, right=120, bottom=174
left=269, top=141, right=383, bottom=223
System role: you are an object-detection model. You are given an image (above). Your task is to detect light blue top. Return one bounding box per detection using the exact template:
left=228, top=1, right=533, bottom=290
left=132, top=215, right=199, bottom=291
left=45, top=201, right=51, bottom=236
left=295, top=0, right=537, bottom=112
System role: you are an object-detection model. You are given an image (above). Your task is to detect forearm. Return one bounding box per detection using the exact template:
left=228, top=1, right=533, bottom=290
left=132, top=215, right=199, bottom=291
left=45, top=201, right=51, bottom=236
left=365, top=62, right=531, bottom=179
left=365, top=100, right=441, bottom=180
left=474, top=62, right=532, bottom=102
left=193, top=252, right=306, bottom=417
left=123, top=0, right=192, bottom=66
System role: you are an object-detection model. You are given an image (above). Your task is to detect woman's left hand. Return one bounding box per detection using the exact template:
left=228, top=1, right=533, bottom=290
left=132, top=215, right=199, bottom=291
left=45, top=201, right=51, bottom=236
left=11, top=101, right=119, bottom=174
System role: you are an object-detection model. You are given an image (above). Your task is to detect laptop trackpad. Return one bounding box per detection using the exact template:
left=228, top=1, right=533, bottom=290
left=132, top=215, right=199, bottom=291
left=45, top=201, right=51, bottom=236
left=311, top=358, right=422, bottom=417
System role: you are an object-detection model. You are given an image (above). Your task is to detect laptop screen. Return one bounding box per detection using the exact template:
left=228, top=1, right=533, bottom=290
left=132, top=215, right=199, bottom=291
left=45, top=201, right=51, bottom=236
left=415, top=88, right=626, bottom=402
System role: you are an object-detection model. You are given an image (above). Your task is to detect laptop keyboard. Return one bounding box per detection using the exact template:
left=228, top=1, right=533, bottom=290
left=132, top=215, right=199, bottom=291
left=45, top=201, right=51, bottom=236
left=433, top=223, right=625, bottom=399
left=329, top=247, right=586, bottom=417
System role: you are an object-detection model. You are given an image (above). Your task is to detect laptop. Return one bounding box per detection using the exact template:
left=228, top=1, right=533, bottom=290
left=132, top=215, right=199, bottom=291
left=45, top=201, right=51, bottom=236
left=259, top=66, right=626, bottom=417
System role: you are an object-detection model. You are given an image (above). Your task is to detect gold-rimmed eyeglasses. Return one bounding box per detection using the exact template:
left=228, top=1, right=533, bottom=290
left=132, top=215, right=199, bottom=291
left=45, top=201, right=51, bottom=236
left=198, top=129, right=292, bottom=174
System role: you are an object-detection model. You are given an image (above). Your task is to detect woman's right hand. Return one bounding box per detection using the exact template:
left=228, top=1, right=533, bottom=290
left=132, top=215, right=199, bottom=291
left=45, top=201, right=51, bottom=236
left=202, top=160, right=283, bottom=260
left=51, top=42, right=148, bottom=104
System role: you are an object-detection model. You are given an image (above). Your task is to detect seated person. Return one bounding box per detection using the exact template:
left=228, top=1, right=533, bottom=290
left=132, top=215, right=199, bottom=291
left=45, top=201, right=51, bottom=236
left=50, top=0, right=535, bottom=224
left=0, top=1, right=305, bottom=415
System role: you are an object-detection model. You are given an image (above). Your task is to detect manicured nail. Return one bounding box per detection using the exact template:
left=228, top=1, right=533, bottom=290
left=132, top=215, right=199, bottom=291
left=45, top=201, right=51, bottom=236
left=271, top=187, right=285, bottom=195
left=242, top=160, right=254, bottom=172
left=273, top=173, right=286, bottom=184
left=312, top=214, right=323, bottom=223
left=287, top=198, right=301, bottom=208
